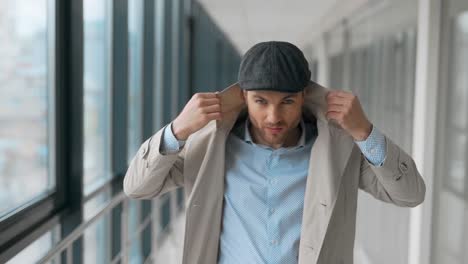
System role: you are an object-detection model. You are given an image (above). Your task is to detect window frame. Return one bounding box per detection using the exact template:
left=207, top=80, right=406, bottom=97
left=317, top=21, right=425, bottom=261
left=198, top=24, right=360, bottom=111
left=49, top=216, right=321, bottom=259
left=0, top=0, right=84, bottom=262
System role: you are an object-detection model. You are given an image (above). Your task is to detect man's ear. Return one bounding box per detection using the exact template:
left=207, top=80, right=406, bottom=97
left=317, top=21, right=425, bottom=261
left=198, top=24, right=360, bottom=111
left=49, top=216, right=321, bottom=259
left=242, top=90, right=248, bottom=101
left=301, top=90, right=306, bottom=102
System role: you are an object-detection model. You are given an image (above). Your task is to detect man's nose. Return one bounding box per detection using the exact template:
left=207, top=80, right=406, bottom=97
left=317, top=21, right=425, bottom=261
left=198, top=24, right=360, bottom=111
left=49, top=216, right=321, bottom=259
left=266, top=107, right=282, bottom=125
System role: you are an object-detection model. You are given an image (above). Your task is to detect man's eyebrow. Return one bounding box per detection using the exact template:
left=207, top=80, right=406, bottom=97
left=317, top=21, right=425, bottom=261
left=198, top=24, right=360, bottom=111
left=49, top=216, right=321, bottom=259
left=281, top=95, right=296, bottom=99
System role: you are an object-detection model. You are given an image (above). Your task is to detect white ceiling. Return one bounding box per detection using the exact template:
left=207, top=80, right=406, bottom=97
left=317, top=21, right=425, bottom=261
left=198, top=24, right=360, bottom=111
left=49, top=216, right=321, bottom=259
left=196, top=0, right=340, bottom=55
left=196, top=0, right=373, bottom=56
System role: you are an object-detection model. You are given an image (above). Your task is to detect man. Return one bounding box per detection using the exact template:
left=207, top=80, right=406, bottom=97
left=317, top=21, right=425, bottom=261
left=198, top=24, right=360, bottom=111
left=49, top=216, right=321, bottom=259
left=123, top=41, right=426, bottom=264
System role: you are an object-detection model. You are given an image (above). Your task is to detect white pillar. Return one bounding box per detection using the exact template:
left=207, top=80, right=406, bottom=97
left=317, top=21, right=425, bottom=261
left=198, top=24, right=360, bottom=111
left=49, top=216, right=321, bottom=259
left=409, top=0, right=442, bottom=263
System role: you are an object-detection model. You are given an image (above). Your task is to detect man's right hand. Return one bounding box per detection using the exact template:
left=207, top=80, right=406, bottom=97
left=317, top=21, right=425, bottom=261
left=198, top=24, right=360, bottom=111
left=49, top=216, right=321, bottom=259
left=172, top=92, right=222, bottom=141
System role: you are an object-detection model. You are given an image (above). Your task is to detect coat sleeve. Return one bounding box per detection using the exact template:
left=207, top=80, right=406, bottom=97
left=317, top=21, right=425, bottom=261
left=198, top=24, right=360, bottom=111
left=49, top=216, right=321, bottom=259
left=358, top=135, right=426, bottom=207
left=123, top=123, right=186, bottom=199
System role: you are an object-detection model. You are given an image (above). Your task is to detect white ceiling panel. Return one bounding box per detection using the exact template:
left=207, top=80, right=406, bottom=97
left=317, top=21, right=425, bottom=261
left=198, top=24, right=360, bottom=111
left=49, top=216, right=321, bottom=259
left=196, top=0, right=340, bottom=54
left=196, top=0, right=373, bottom=55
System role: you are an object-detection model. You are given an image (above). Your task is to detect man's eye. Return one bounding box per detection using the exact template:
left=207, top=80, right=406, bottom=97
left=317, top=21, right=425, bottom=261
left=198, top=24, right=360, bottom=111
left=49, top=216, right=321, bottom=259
left=283, top=100, right=294, bottom=104
left=255, top=100, right=266, bottom=104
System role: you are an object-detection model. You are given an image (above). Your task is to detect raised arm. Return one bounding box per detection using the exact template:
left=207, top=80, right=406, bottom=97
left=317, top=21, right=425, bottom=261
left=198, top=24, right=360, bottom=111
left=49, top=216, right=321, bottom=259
left=123, top=92, right=223, bottom=199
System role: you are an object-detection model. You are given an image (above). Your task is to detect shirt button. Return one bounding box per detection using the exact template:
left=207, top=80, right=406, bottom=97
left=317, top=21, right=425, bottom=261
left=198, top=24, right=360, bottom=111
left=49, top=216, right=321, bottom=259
left=270, top=239, right=277, bottom=245
left=269, top=179, right=277, bottom=185
left=370, top=148, right=376, bottom=154
left=269, top=208, right=275, bottom=214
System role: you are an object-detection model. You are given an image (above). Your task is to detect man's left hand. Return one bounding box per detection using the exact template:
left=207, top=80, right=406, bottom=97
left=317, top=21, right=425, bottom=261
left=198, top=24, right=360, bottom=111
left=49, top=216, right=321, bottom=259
left=325, top=90, right=372, bottom=141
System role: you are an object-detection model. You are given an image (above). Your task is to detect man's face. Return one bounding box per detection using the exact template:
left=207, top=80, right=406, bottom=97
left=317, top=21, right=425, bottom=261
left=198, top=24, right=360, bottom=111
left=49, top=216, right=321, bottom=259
left=243, top=89, right=305, bottom=147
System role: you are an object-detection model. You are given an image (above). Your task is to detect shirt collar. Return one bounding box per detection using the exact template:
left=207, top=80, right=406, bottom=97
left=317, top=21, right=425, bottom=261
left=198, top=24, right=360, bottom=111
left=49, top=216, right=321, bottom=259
left=244, top=117, right=307, bottom=148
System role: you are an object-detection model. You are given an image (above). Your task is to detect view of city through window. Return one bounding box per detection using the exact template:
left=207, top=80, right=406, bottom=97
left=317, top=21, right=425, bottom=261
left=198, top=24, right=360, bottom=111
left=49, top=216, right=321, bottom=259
left=0, top=0, right=54, bottom=218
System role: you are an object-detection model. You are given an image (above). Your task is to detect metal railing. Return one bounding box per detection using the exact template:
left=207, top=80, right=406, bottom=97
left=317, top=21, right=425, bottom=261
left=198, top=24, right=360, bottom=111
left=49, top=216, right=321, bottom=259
left=37, top=191, right=153, bottom=264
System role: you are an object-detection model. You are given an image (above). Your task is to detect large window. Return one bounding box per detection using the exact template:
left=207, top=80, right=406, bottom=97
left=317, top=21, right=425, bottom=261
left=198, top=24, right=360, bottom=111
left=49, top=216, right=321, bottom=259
left=353, top=30, right=416, bottom=151
left=443, top=13, right=468, bottom=196
left=1, top=0, right=191, bottom=262
left=127, top=0, right=144, bottom=162
left=342, top=2, right=418, bottom=264
left=0, top=0, right=55, bottom=218
left=433, top=10, right=468, bottom=264
left=83, top=0, right=111, bottom=194
left=351, top=29, right=417, bottom=264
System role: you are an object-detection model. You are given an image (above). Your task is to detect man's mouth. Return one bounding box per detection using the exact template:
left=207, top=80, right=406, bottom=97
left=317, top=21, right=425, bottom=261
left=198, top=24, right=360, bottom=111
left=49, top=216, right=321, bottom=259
left=266, top=127, right=283, bottom=133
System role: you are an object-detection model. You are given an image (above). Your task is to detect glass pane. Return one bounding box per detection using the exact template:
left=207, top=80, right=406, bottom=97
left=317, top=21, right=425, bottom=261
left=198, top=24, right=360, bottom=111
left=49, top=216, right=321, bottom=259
left=141, top=200, right=152, bottom=258
left=128, top=200, right=143, bottom=264
left=6, top=225, right=60, bottom=264
left=328, top=53, right=343, bottom=89
left=83, top=0, right=111, bottom=193
left=448, top=12, right=468, bottom=129
left=0, top=0, right=55, bottom=217
left=127, top=0, right=144, bottom=162
left=177, top=188, right=184, bottom=208
left=84, top=190, right=111, bottom=263
left=160, top=195, right=171, bottom=232
left=347, top=3, right=418, bottom=264
left=436, top=191, right=466, bottom=262
left=84, top=215, right=111, bottom=264
left=433, top=10, right=468, bottom=264
left=445, top=132, right=466, bottom=194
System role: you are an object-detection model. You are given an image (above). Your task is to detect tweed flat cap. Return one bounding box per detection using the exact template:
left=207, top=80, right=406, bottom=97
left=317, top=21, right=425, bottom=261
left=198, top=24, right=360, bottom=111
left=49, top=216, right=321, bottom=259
left=237, top=41, right=311, bottom=93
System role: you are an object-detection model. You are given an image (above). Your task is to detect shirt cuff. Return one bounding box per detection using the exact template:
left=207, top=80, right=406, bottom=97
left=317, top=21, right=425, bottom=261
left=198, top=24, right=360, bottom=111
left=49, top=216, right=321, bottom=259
left=354, top=124, right=387, bottom=167
left=160, top=122, right=186, bottom=154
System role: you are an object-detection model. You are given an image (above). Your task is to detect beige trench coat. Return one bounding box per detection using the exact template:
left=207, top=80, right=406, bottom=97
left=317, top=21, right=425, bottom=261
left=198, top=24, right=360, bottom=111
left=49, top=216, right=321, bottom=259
left=123, top=81, right=426, bottom=264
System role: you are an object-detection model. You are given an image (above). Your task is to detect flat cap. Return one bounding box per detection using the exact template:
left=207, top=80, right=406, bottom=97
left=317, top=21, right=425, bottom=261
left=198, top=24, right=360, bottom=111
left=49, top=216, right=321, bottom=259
left=237, top=41, right=311, bottom=93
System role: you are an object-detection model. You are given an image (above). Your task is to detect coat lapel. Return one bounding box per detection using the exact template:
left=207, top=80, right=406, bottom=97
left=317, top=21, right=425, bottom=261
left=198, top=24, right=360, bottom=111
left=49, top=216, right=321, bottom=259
left=299, top=111, right=355, bottom=263
left=182, top=84, right=245, bottom=263
left=300, top=82, right=355, bottom=262
left=183, top=124, right=228, bottom=263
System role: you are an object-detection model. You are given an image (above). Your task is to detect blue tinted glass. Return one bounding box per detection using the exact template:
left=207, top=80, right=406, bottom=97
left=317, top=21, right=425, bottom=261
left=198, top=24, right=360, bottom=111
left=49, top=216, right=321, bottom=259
left=127, top=0, right=144, bottom=162
left=0, top=0, right=55, bottom=217
left=83, top=0, right=111, bottom=193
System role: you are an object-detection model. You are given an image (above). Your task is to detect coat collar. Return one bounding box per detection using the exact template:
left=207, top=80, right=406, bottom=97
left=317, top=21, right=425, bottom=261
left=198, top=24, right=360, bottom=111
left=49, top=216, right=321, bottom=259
left=215, top=80, right=333, bottom=134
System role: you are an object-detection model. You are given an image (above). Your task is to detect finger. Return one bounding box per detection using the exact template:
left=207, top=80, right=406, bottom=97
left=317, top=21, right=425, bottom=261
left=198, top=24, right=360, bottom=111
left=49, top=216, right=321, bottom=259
left=326, top=111, right=341, bottom=122
left=327, top=104, right=345, bottom=113
left=327, top=90, right=349, bottom=99
left=197, top=92, right=219, bottom=99
left=327, top=96, right=348, bottom=106
left=199, top=98, right=220, bottom=107
left=202, top=103, right=221, bottom=113
left=330, top=90, right=351, bottom=97
left=205, top=112, right=222, bottom=120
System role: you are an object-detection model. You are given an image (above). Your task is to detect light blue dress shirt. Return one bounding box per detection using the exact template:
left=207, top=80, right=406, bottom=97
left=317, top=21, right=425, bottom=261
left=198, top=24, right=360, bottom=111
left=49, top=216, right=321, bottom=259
left=217, top=117, right=316, bottom=263
left=160, top=117, right=387, bottom=263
